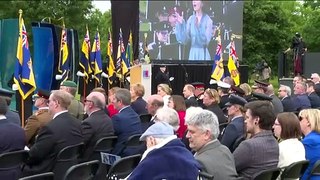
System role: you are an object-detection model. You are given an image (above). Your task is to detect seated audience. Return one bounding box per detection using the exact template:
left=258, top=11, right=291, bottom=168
left=217, top=81, right=230, bottom=110
left=233, top=101, right=279, bottom=179
left=24, top=90, right=52, bottom=146
left=182, top=84, right=198, bottom=108
left=273, top=112, right=305, bottom=172
left=203, top=88, right=226, bottom=124
left=146, top=94, right=164, bottom=121
left=168, top=95, right=187, bottom=138
left=81, top=91, right=114, bottom=161
left=0, top=88, right=21, bottom=125
left=130, top=83, right=148, bottom=115
left=127, top=122, right=200, bottom=179
left=107, top=87, right=120, bottom=117
left=299, top=109, right=320, bottom=180
left=240, top=83, right=254, bottom=102
left=310, top=73, right=320, bottom=96
left=306, top=80, right=320, bottom=108
left=24, top=90, right=83, bottom=176
left=157, top=83, right=172, bottom=107
left=292, top=82, right=311, bottom=111
left=0, top=97, right=26, bottom=180
left=221, top=94, right=247, bottom=152
left=266, top=84, right=284, bottom=115
left=91, top=87, right=109, bottom=115
left=278, top=85, right=296, bottom=112
left=191, top=82, right=206, bottom=107
left=154, top=107, right=179, bottom=132
left=111, top=88, right=142, bottom=156
left=186, top=108, right=239, bottom=179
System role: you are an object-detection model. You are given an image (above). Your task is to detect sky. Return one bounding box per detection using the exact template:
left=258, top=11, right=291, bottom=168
left=92, top=0, right=111, bottom=13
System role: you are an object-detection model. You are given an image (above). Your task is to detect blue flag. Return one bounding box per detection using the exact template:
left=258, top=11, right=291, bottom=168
left=90, top=31, right=102, bottom=84
left=14, top=14, right=36, bottom=100
left=79, top=27, right=92, bottom=84
left=58, top=26, right=70, bottom=81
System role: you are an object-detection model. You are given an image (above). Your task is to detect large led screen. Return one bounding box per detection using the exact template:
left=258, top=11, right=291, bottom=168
left=139, top=0, right=243, bottom=63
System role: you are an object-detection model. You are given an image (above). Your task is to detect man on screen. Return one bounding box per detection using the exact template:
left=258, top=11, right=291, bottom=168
left=148, top=22, right=170, bottom=60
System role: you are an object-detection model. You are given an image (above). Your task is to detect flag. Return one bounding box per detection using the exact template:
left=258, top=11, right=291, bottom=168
left=125, top=31, right=133, bottom=67
left=107, top=30, right=116, bottom=84
left=58, top=24, right=70, bottom=81
left=116, top=29, right=128, bottom=77
left=79, top=27, right=92, bottom=84
left=211, top=32, right=224, bottom=81
left=14, top=12, right=36, bottom=100
left=90, top=31, right=102, bottom=84
left=227, top=41, right=240, bottom=86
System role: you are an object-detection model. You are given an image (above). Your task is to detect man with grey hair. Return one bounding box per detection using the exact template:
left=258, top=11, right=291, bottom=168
left=278, top=85, right=296, bottom=112
left=266, top=84, right=283, bottom=115
left=186, top=108, right=238, bottom=179
left=24, top=90, right=83, bottom=176
left=127, top=122, right=200, bottom=179
left=111, top=88, right=142, bottom=156
left=154, top=107, right=179, bottom=132
left=293, top=82, right=311, bottom=110
left=310, top=73, right=320, bottom=96
left=81, top=91, right=115, bottom=160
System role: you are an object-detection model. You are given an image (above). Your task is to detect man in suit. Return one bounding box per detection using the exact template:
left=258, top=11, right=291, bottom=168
left=292, top=82, right=311, bottom=111
left=186, top=108, right=239, bottom=179
left=266, top=84, right=284, bottom=115
left=233, top=101, right=279, bottom=179
left=278, top=85, right=296, bottom=112
left=81, top=91, right=114, bottom=160
left=310, top=73, right=320, bottom=96
left=0, top=97, right=25, bottom=179
left=217, top=81, right=230, bottom=109
left=306, top=80, right=320, bottom=108
left=221, top=95, right=247, bottom=152
left=0, top=88, right=21, bottom=125
left=24, top=90, right=83, bottom=175
left=60, top=80, right=84, bottom=120
left=183, top=84, right=198, bottom=108
left=111, top=88, right=142, bottom=156
left=24, top=89, right=52, bottom=146
left=191, top=82, right=205, bottom=107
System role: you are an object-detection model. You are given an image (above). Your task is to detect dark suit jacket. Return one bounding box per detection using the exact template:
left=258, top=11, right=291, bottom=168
left=81, top=110, right=115, bottom=160
left=221, top=116, right=245, bottom=152
left=5, top=110, right=21, bottom=126
left=25, top=112, right=83, bottom=174
left=195, top=140, right=238, bottom=179
left=205, top=104, right=227, bottom=124
left=185, top=96, right=198, bottom=108
left=315, top=83, right=320, bottom=96
left=219, top=95, right=229, bottom=109
left=131, top=97, right=148, bottom=115
left=112, top=106, right=142, bottom=156
left=308, top=92, right=320, bottom=108
left=281, top=96, right=297, bottom=112
left=0, top=119, right=26, bottom=180
left=292, top=94, right=311, bottom=111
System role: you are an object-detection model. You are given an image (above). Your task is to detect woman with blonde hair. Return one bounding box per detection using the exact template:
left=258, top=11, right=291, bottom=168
left=130, top=83, right=147, bottom=115
left=107, top=87, right=120, bottom=117
left=202, top=88, right=226, bottom=124
left=239, top=83, right=253, bottom=102
left=157, top=83, right=172, bottom=107
left=299, top=109, right=320, bottom=180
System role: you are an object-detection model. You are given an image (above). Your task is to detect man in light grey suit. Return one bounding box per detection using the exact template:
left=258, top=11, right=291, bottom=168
left=185, top=107, right=238, bottom=179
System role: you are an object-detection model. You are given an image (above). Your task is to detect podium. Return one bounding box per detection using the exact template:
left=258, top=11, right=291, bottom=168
left=130, top=64, right=152, bottom=98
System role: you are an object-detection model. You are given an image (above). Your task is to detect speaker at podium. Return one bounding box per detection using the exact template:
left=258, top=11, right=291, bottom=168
left=130, top=64, right=152, bottom=99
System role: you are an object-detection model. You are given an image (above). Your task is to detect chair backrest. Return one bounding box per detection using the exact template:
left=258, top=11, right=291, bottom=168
left=94, top=136, right=118, bottom=153
left=54, top=143, right=84, bottom=180
left=309, top=159, right=320, bottom=179
left=106, top=154, right=141, bottom=179
left=19, top=172, right=54, bottom=180
left=281, top=160, right=309, bottom=179
left=252, top=168, right=281, bottom=180
left=63, top=160, right=100, bottom=180
left=198, top=171, right=214, bottom=180
left=139, top=114, right=152, bottom=124
left=0, top=150, right=28, bottom=169
left=125, top=134, right=142, bottom=148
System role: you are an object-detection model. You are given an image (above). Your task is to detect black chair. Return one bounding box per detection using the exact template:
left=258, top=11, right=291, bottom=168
left=92, top=136, right=118, bottom=160
left=0, top=150, right=29, bottom=180
left=19, top=172, right=54, bottom=180
left=106, top=154, right=141, bottom=180
left=308, top=160, right=320, bottom=179
left=280, top=160, right=309, bottom=179
left=120, top=134, right=144, bottom=156
left=252, top=168, right=281, bottom=180
left=63, top=160, right=100, bottom=180
left=53, top=143, right=84, bottom=180
left=198, top=171, right=214, bottom=180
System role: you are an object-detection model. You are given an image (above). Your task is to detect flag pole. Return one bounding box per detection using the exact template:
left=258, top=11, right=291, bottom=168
left=83, top=24, right=88, bottom=99
left=18, top=9, right=25, bottom=127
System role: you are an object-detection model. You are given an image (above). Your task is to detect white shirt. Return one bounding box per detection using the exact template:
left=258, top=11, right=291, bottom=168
left=278, top=138, right=305, bottom=168
left=0, top=115, right=6, bottom=120
left=53, top=110, right=68, bottom=119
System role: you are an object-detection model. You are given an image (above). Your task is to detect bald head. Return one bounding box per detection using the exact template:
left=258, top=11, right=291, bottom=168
left=146, top=94, right=164, bottom=116
left=87, top=92, right=106, bottom=110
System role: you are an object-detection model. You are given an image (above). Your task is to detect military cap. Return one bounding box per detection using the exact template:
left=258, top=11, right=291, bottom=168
left=217, top=81, right=231, bottom=89
left=154, top=22, right=170, bottom=32
left=60, top=80, right=77, bottom=88
left=230, top=85, right=245, bottom=96
left=33, top=89, right=50, bottom=100
left=0, top=88, right=14, bottom=98
left=191, top=82, right=205, bottom=89
left=251, top=92, right=272, bottom=101
left=225, top=94, right=247, bottom=107
left=252, top=80, right=270, bottom=89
